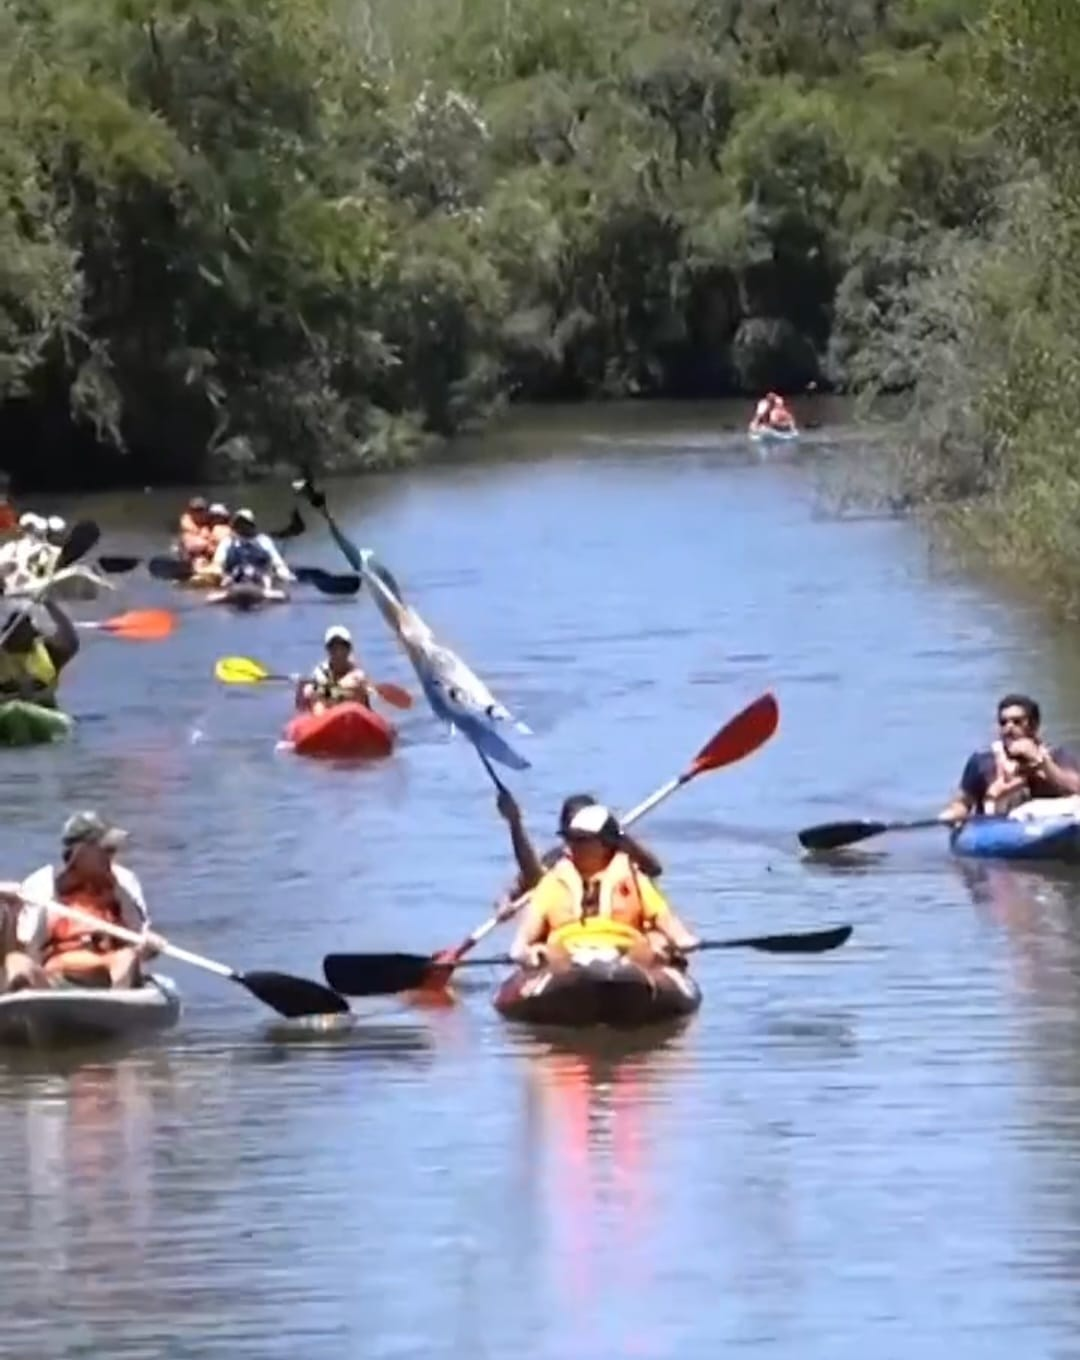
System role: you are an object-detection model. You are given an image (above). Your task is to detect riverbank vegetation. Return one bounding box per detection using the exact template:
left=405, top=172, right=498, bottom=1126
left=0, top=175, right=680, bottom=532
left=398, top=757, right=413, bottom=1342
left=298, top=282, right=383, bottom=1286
left=1, top=0, right=993, bottom=488
left=859, top=0, right=1080, bottom=615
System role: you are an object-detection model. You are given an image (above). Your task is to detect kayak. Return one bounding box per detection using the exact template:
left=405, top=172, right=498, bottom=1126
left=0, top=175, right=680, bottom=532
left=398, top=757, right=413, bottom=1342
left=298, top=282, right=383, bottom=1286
left=284, top=702, right=396, bottom=759
left=0, top=974, right=181, bottom=1048
left=207, top=581, right=288, bottom=611
left=0, top=699, right=73, bottom=747
left=749, top=426, right=800, bottom=445
left=951, top=809, right=1080, bottom=863
left=494, top=949, right=702, bottom=1029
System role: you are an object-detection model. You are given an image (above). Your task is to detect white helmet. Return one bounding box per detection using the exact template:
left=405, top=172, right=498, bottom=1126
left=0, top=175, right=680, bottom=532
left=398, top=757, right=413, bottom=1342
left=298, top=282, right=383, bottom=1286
left=324, top=625, right=352, bottom=646
left=47, top=515, right=66, bottom=535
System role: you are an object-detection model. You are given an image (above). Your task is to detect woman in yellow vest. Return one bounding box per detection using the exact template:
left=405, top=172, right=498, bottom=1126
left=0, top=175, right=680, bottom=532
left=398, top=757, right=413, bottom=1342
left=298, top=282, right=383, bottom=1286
left=0, top=601, right=80, bottom=708
left=509, top=802, right=699, bottom=970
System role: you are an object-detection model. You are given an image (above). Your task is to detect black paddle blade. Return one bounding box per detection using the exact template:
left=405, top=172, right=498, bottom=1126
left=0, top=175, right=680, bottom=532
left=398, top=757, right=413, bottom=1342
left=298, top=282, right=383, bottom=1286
left=798, top=820, right=888, bottom=851
left=294, top=567, right=362, bottom=595
left=270, top=508, right=306, bottom=540
left=57, top=520, right=100, bottom=570
left=148, top=556, right=195, bottom=582
left=97, top=555, right=140, bottom=574
left=292, top=473, right=327, bottom=512
left=239, top=970, right=350, bottom=1018
left=323, top=952, right=435, bottom=997
left=704, top=925, right=853, bottom=955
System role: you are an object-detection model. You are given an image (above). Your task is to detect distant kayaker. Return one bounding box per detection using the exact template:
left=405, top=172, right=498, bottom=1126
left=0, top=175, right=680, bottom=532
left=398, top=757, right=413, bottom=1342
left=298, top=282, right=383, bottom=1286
left=178, top=497, right=213, bottom=562
left=0, top=811, right=162, bottom=992
left=508, top=802, right=697, bottom=970
left=749, top=392, right=796, bottom=435
left=296, top=625, right=372, bottom=713
left=212, top=509, right=294, bottom=589
left=939, top=693, right=1080, bottom=820
left=0, top=600, right=80, bottom=708
left=497, top=788, right=663, bottom=897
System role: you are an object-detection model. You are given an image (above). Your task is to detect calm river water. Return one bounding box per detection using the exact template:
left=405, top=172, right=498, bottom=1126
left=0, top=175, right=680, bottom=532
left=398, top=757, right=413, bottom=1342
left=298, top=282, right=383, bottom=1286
left=3, top=402, right=1080, bottom=1359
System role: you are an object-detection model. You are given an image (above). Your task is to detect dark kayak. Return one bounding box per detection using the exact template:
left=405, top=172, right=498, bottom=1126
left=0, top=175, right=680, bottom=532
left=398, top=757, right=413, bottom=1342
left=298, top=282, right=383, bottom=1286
left=494, top=952, right=702, bottom=1029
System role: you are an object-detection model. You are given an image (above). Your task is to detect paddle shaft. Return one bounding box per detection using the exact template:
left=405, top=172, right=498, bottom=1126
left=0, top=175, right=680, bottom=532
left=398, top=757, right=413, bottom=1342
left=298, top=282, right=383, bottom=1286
left=23, top=897, right=237, bottom=980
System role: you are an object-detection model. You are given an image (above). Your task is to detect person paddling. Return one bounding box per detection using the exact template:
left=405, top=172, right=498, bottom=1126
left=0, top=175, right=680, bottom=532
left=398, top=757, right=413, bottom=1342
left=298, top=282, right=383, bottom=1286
left=0, top=601, right=79, bottom=709
left=508, top=802, right=697, bottom=971
left=296, top=625, right=373, bottom=713
left=0, top=812, right=162, bottom=992
left=939, top=693, right=1080, bottom=821
left=212, top=509, right=294, bottom=591
left=178, top=497, right=213, bottom=564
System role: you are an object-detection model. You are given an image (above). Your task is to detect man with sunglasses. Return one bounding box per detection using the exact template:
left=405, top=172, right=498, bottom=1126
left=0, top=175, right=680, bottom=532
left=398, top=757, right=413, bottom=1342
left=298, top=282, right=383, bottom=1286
left=940, top=693, right=1080, bottom=821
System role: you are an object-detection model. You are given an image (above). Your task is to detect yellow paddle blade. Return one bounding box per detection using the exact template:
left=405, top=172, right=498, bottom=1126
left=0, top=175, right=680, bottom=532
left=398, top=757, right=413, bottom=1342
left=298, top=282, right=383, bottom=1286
left=215, top=656, right=270, bottom=685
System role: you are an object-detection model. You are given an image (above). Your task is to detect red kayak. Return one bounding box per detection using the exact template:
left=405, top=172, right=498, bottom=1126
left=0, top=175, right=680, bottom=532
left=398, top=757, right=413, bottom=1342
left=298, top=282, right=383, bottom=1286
left=284, top=703, right=396, bottom=759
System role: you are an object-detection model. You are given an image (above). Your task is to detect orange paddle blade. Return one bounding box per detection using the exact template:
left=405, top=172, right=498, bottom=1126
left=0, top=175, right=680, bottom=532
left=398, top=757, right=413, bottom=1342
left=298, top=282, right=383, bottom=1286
left=689, top=691, right=779, bottom=777
left=374, top=681, right=412, bottom=710
left=96, top=608, right=176, bottom=640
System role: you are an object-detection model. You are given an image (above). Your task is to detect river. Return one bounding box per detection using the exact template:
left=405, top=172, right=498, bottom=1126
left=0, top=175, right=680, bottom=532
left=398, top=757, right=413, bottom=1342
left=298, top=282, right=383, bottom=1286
left=4, top=400, right=1080, bottom=1359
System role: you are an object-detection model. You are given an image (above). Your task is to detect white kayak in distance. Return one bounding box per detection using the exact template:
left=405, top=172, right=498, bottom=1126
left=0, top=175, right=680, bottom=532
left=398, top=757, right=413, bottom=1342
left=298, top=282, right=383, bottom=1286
left=0, top=973, right=182, bottom=1048
left=749, top=425, right=800, bottom=446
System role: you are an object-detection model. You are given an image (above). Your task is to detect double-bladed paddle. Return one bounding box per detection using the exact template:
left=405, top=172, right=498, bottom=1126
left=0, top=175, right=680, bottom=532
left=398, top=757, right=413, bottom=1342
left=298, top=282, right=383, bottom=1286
left=323, top=925, right=852, bottom=998
left=25, top=897, right=349, bottom=1019
left=797, top=816, right=955, bottom=852
left=96, top=555, right=141, bottom=574
left=214, top=655, right=413, bottom=709
left=0, top=519, right=101, bottom=647
left=325, top=693, right=780, bottom=998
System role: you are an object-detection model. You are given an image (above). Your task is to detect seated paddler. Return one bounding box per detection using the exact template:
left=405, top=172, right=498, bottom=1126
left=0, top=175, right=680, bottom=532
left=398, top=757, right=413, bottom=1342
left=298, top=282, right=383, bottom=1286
left=508, top=802, right=698, bottom=971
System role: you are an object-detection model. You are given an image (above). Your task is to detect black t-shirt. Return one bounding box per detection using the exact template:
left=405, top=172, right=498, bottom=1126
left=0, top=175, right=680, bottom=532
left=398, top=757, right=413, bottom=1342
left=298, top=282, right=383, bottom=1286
left=960, top=745, right=1079, bottom=807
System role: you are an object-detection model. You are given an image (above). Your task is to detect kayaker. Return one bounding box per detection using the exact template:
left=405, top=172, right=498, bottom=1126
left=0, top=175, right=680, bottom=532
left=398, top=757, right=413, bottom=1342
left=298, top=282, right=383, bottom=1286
left=0, top=811, right=162, bottom=992
left=178, top=497, right=213, bottom=562
left=508, top=802, right=697, bottom=970
left=296, top=625, right=372, bottom=712
left=497, top=788, right=663, bottom=896
left=0, top=600, right=79, bottom=708
left=0, top=513, right=53, bottom=590
left=212, top=508, right=294, bottom=589
left=939, top=693, right=1080, bottom=820
left=769, top=396, right=795, bottom=432
left=749, top=393, right=775, bottom=433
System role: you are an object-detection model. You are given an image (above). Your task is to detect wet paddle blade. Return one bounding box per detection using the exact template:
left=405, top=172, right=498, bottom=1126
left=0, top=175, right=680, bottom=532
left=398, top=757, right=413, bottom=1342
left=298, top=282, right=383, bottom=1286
left=701, top=925, right=853, bottom=955
left=797, top=820, right=889, bottom=851
left=323, top=952, right=434, bottom=997
left=87, top=608, right=176, bottom=640
left=239, top=969, right=350, bottom=1017
left=689, top=691, right=779, bottom=777
left=148, top=556, right=194, bottom=582
left=57, top=520, right=100, bottom=571
left=298, top=568, right=361, bottom=596
left=373, top=681, right=412, bottom=710
left=215, top=655, right=271, bottom=685
left=270, top=509, right=306, bottom=541
left=96, top=555, right=140, bottom=574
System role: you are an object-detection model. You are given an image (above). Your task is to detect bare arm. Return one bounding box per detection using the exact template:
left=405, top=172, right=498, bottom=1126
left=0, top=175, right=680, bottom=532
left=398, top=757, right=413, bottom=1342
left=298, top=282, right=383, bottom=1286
left=1037, top=748, right=1080, bottom=796
left=939, top=791, right=973, bottom=822
left=496, top=787, right=544, bottom=891
left=509, top=898, right=546, bottom=964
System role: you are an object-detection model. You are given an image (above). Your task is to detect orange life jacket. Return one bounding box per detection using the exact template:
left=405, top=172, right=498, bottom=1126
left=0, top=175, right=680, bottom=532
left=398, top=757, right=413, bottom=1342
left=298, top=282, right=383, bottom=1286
left=42, top=882, right=125, bottom=963
left=538, top=852, right=653, bottom=948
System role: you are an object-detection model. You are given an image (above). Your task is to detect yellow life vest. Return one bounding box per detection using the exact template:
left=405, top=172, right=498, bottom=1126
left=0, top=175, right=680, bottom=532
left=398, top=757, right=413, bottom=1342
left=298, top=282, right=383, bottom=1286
left=538, top=852, right=662, bottom=950
left=0, top=639, right=58, bottom=699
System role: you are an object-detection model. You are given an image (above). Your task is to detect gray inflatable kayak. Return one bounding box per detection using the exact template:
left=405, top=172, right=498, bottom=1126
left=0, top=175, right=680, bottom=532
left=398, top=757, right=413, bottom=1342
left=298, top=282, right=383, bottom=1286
left=0, top=973, right=181, bottom=1048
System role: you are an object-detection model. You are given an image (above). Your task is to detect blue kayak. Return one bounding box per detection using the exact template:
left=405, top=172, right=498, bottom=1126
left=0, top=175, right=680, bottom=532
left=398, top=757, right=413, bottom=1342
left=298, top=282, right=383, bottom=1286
left=951, top=814, right=1080, bottom=863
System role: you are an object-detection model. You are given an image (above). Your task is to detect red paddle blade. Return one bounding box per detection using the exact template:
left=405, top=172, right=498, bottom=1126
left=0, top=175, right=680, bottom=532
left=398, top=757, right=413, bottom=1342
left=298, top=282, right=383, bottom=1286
left=688, top=691, right=779, bottom=777
left=374, top=682, right=413, bottom=710
left=0, top=503, right=16, bottom=532
left=100, top=609, right=176, bottom=640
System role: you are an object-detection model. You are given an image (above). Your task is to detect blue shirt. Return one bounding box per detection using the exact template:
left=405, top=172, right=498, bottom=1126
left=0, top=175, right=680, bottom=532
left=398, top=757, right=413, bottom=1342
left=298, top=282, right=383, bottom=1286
left=960, top=745, right=1079, bottom=807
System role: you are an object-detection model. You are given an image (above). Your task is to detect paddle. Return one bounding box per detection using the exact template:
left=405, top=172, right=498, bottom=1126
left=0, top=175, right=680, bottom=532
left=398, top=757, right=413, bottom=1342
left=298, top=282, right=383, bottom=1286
left=797, top=816, right=954, bottom=852
left=79, top=609, right=176, bottom=641
left=96, top=555, right=141, bottom=574
left=322, top=925, right=852, bottom=998
left=148, top=556, right=358, bottom=596
left=24, top=897, right=349, bottom=1019
left=333, top=693, right=781, bottom=1000
left=0, top=519, right=101, bottom=647
left=214, top=655, right=413, bottom=709
left=293, top=474, right=364, bottom=575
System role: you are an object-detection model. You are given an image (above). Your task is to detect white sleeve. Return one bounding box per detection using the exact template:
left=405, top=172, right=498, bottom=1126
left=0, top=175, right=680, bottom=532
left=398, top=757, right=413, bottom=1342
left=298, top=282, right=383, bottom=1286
left=211, top=538, right=229, bottom=570
left=113, top=865, right=150, bottom=930
left=258, top=536, right=290, bottom=578
left=15, top=867, right=55, bottom=951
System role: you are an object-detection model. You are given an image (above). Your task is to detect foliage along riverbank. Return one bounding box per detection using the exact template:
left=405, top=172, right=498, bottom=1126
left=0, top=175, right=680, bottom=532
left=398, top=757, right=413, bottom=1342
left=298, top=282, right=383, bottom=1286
left=0, top=0, right=989, bottom=490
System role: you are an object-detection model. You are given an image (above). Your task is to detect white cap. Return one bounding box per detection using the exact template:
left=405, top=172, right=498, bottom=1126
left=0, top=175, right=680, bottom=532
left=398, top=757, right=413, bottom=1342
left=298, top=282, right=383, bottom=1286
left=209, top=502, right=229, bottom=517
left=18, top=513, right=45, bottom=533
left=47, top=515, right=65, bottom=534
left=564, top=803, right=621, bottom=841
left=324, top=625, right=352, bottom=646
left=235, top=507, right=255, bottom=522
